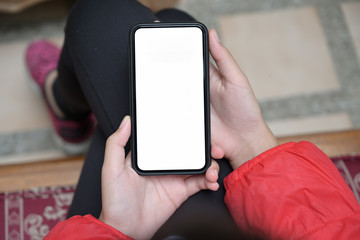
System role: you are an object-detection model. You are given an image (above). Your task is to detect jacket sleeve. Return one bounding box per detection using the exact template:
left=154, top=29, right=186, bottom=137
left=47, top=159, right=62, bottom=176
left=44, top=214, right=133, bottom=240
left=224, top=141, right=360, bottom=240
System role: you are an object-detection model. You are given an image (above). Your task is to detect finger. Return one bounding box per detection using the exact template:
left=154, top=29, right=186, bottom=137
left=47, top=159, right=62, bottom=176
left=206, top=160, right=220, bottom=184
left=184, top=161, right=220, bottom=195
left=211, top=143, right=225, bottom=160
left=114, top=115, right=131, bottom=147
left=208, top=29, right=247, bottom=85
left=104, top=116, right=131, bottom=170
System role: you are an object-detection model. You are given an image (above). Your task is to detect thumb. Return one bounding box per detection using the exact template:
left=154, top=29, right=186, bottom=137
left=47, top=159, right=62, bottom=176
left=103, top=116, right=131, bottom=171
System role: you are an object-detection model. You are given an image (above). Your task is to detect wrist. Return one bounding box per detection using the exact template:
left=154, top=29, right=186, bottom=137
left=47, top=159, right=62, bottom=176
left=99, top=212, right=137, bottom=239
left=230, top=124, right=278, bottom=169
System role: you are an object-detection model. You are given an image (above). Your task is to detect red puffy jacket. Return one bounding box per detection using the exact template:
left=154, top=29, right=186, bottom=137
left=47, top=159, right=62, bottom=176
left=44, top=142, right=360, bottom=239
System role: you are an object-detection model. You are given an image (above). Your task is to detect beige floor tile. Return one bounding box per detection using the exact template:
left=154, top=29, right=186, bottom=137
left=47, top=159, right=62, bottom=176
left=267, top=113, right=353, bottom=137
left=0, top=39, right=62, bottom=134
left=341, top=2, right=360, bottom=65
left=218, top=6, right=339, bottom=101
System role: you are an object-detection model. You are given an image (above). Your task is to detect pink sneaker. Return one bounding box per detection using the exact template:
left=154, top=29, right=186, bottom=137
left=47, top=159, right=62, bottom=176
left=25, top=40, right=95, bottom=155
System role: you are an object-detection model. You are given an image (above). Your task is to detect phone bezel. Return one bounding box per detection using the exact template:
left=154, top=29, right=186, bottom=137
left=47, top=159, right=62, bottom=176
left=129, top=22, right=210, bottom=175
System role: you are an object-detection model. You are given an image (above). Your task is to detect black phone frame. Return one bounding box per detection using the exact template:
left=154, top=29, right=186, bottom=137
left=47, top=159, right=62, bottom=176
left=129, top=22, right=211, bottom=175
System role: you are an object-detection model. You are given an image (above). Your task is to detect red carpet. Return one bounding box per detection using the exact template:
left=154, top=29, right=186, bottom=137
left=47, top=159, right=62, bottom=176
left=0, top=156, right=359, bottom=240
left=0, top=186, right=75, bottom=240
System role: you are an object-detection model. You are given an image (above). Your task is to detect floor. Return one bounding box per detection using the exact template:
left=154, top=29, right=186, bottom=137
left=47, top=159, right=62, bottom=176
left=0, top=0, right=359, bottom=165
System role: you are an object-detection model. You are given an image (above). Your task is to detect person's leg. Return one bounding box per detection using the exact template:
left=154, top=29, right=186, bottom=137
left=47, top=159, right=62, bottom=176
left=52, top=38, right=91, bottom=120
left=55, top=0, right=157, bottom=138
left=44, top=4, right=200, bottom=143
left=26, top=0, right=155, bottom=154
left=155, top=8, right=194, bottom=22
left=65, top=0, right=157, bottom=217
left=53, top=5, right=195, bottom=128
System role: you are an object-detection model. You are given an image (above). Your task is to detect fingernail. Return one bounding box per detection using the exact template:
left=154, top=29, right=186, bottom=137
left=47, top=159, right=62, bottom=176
left=213, top=30, right=220, bottom=43
left=213, top=168, right=218, bottom=176
left=119, top=115, right=130, bottom=129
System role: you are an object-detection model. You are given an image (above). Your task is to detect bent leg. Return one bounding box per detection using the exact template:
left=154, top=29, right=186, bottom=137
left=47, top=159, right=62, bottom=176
left=53, top=38, right=91, bottom=120
left=66, top=0, right=157, bottom=217
left=56, top=0, right=157, bottom=137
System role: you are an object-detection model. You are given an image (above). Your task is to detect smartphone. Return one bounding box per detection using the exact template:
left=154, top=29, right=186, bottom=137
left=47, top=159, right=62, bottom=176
left=129, top=22, right=210, bottom=175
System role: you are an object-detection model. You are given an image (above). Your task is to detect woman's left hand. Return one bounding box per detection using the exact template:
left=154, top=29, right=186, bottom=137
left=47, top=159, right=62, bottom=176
left=99, top=116, right=220, bottom=240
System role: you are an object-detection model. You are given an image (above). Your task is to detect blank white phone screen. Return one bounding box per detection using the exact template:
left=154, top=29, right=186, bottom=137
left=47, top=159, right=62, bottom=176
left=134, top=27, right=206, bottom=171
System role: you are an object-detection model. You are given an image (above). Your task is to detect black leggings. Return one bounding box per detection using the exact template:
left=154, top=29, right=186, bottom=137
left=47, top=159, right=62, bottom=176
left=57, top=0, right=237, bottom=238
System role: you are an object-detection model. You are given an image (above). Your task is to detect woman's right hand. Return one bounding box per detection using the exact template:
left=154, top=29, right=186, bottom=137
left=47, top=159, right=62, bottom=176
left=209, top=29, right=278, bottom=170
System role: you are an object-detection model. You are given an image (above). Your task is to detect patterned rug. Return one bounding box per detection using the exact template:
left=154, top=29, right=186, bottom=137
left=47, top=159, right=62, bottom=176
left=0, top=186, right=75, bottom=240
left=0, top=155, right=359, bottom=240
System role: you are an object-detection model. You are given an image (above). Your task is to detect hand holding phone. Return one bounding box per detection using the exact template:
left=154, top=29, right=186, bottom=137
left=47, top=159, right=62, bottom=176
left=100, top=116, right=219, bottom=239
